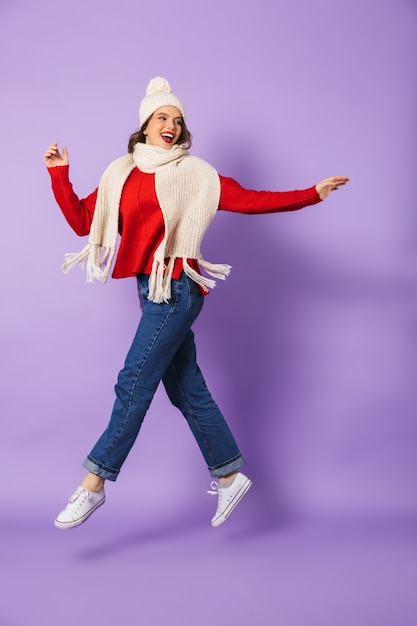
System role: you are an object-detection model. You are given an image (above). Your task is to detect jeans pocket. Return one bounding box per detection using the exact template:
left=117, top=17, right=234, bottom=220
left=186, top=276, right=204, bottom=313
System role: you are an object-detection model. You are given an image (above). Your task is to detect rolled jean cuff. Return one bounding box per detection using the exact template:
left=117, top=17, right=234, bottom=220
left=83, top=456, right=120, bottom=482
left=209, top=454, right=244, bottom=478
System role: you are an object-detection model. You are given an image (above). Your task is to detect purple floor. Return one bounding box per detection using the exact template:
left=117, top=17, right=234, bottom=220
left=2, top=497, right=416, bottom=626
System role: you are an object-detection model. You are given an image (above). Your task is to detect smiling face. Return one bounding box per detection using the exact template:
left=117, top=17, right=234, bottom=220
left=143, top=106, right=184, bottom=149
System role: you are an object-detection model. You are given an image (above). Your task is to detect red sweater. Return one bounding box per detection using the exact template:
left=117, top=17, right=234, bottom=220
left=48, top=165, right=321, bottom=280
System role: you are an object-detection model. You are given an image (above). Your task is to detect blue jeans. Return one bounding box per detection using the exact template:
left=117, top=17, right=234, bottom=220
left=83, top=272, right=244, bottom=481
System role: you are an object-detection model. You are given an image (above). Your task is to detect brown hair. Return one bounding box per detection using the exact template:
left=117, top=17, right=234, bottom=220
left=128, top=113, right=192, bottom=153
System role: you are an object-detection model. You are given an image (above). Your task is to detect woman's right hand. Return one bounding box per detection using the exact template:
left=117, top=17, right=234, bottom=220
left=44, top=142, right=69, bottom=167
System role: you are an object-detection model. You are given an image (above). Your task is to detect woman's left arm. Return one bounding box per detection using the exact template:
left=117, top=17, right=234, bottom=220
left=218, top=175, right=349, bottom=214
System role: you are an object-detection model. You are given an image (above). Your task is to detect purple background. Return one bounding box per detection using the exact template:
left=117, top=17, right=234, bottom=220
left=1, top=0, right=416, bottom=624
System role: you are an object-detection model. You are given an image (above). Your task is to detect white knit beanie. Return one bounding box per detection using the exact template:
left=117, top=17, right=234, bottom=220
left=139, top=77, right=185, bottom=128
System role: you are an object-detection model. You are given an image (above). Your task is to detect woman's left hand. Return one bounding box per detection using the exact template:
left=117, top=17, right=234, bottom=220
left=315, top=176, right=349, bottom=200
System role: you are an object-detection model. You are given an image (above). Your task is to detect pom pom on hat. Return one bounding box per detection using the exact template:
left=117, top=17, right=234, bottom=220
left=146, top=77, right=171, bottom=96
left=139, top=77, right=185, bottom=127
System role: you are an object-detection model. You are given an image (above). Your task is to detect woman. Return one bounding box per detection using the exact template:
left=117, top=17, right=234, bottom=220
left=44, top=77, right=348, bottom=530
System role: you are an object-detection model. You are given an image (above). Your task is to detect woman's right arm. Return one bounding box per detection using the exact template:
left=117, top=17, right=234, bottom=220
left=44, top=143, right=97, bottom=236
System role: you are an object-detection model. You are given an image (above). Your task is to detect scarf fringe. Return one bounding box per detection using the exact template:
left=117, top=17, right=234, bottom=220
left=198, top=259, right=232, bottom=280
left=182, top=258, right=232, bottom=293
left=147, top=257, right=231, bottom=303
left=62, top=244, right=115, bottom=283
left=148, top=257, right=176, bottom=303
left=182, top=260, right=215, bottom=293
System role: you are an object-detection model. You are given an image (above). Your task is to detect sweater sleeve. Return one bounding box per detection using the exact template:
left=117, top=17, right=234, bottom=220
left=218, top=175, right=322, bottom=214
left=47, top=165, right=98, bottom=236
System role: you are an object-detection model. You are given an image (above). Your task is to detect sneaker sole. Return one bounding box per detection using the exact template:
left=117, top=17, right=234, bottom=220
left=211, top=478, right=252, bottom=527
left=54, top=495, right=106, bottom=530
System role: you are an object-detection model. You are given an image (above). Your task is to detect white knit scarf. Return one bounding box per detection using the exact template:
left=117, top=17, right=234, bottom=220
left=62, top=143, right=231, bottom=303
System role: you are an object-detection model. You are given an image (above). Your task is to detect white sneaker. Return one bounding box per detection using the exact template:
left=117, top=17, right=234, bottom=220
left=208, top=472, right=252, bottom=527
left=54, top=486, right=105, bottom=529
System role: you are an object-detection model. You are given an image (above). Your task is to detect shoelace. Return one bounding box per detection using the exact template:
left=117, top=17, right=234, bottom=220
left=207, top=481, right=220, bottom=496
left=67, top=488, right=91, bottom=512
left=207, top=481, right=223, bottom=515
